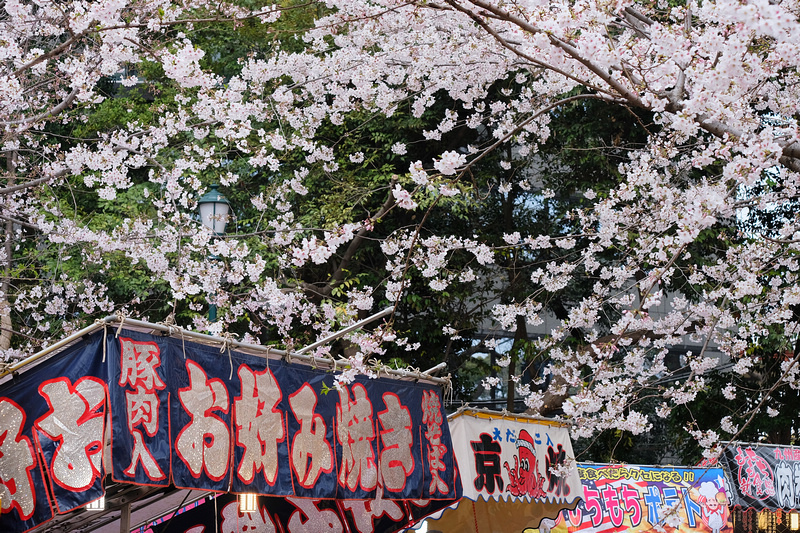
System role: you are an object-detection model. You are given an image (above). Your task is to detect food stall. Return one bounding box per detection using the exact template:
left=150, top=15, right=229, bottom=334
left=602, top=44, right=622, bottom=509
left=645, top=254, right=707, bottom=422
left=717, top=443, right=800, bottom=533
left=422, top=408, right=583, bottom=532
left=0, top=317, right=460, bottom=533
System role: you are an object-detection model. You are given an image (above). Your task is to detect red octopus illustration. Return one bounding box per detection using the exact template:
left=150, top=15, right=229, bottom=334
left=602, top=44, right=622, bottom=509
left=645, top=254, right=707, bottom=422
left=504, top=429, right=546, bottom=498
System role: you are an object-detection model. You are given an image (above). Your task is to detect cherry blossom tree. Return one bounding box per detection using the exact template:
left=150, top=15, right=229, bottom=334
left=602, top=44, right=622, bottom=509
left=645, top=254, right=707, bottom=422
left=3, top=0, right=800, bottom=455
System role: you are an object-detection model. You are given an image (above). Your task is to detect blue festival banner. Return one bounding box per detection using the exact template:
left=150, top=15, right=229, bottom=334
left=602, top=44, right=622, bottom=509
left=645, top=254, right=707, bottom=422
left=0, top=328, right=460, bottom=533
left=109, top=335, right=170, bottom=488
left=0, top=333, right=109, bottom=533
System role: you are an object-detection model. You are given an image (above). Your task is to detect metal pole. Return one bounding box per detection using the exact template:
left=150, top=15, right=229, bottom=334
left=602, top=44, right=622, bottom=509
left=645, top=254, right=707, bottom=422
left=97, top=316, right=289, bottom=357
left=295, top=307, right=393, bottom=354
left=423, top=362, right=447, bottom=375
left=209, top=254, right=220, bottom=323
left=214, top=496, right=219, bottom=533
left=1, top=311, right=450, bottom=385
left=0, top=317, right=112, bottom=380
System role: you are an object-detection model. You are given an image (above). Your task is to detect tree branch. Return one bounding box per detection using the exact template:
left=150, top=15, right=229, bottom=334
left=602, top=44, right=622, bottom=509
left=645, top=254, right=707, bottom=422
left=0, top=170, right=67, bottom=196
left=0, top=88, right=79, bottom=127
left=319, top=185, right=398, bottom=298
left=451, top=0, right=647, bottom=107
left=441, top=0, right=611, bottom=96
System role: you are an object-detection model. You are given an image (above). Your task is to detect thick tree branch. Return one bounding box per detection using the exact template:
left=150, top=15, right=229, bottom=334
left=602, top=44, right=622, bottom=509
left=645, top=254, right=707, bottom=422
left=1, top=150, right=15, bottom=351
left=0, top=88, right=79, bottom=127
left=444, top=0, right=800, bottom=173
left=301, top=186, right=398, bottom=301
left=0, top=170, right=67, bottom=196
left=452, top=0, right=647, bottom=107
left=323, top=188, right=397, bottom=296
left=441, top=0, right=611, bottom=96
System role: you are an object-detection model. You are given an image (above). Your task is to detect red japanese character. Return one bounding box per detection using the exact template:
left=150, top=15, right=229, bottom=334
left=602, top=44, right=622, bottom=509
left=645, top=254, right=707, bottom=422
left=235, top=365, right=284, bottom=485
left=118, top=338, right=166, bottom=481
left=289, top=384, right=333, bottom=488
left=421, top=390, right=448, bottom=494
left=377, top=393, right=414, bottom=492
left=123, top=387, right=165, bottom=480
left=734, top=446, right=775, bottom=499
left=221, top=499, right=277, bottom=533
left=341, top=498, right=405, bottom=533
left=286, top=498, right=343, bottom=533
left=119, top=337, right=165, bottom=391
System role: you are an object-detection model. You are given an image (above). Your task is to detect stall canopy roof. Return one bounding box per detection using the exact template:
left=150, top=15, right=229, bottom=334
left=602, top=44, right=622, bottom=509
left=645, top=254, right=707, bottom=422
left=0, top=313, right=453, bottom=533
left=1, top=310, right=449, bottom=386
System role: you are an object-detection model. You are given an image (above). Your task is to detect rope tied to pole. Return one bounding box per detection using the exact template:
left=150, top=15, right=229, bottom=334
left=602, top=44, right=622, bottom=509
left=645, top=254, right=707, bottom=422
left=114, top=309, right=128, bottom=338
left=157, top=313, right=189, bottom=359
left=97, top=318, right=108, bottom=363
left=220, top=332, right=237, bottom=379
left=443, top=374, right=454, bottom=406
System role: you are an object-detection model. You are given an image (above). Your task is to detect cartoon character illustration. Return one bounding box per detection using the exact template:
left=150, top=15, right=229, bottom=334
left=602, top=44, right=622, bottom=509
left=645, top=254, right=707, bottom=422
left=690, top=479, right=730, bottom=533
left=504, top=429, right=546, bottom=498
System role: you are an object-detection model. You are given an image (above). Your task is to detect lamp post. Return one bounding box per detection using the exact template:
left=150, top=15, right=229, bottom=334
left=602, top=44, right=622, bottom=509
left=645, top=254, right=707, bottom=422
left=198, top=184, right=231, bottom=235
left=198, top=184, right=230, bottom=322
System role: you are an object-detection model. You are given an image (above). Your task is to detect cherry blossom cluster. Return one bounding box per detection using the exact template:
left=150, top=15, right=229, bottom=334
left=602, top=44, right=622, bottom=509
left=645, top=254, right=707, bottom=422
left=4, top=0, right=800, bottom=453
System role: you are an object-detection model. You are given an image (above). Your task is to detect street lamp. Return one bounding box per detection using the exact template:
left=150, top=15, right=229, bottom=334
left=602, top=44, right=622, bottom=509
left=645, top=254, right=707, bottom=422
left=198, top=184, right=230, bottom=322
left=198, top=184, right=230, bottom=235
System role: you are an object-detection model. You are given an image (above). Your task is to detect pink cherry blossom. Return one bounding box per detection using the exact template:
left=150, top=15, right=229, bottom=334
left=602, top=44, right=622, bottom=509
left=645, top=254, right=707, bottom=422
left=3, top=0, right=800, bottom=455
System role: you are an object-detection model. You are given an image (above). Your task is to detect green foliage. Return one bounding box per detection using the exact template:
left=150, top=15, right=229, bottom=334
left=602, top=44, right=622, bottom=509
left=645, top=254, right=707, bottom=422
left=540, top=89, right=653, bottom=194
left=191, top=1, right=326, bottom=79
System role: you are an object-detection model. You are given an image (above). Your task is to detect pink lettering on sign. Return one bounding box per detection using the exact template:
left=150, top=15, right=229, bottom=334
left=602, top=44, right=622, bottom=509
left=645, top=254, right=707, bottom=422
left=621, top=485, right=643, bottom=527
left=734, top=446, right=775, bottom=499
left=601, top=485, right=624, bottom=527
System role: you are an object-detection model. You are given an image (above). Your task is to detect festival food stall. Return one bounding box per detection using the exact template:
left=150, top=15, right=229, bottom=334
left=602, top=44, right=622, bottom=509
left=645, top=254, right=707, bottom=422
left=0, top=316, right=460, bottom=533
left=421, top=408, right=583, bottom=532
left=716, top=443, right=800, bottom=533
